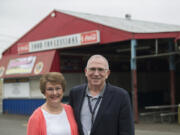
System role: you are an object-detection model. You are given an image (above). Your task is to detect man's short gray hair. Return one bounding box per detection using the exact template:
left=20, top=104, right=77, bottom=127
left=86, top=54, right=109, bottom=69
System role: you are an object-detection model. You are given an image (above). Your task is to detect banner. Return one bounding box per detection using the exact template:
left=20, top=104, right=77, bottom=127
left=6, top=56, right=36, bottom=75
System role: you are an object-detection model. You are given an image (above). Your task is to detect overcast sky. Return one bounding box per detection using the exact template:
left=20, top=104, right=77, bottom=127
left=0, top=0, right=180, bottom=58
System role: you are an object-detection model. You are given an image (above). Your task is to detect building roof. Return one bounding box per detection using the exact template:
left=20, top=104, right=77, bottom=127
left=57, top=9, right=180, bottom=33
left=2, top=9, right=180, bottom=57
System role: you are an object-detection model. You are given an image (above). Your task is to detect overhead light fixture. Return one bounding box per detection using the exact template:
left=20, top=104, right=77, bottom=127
left=51, top=12, right=56, bottom=18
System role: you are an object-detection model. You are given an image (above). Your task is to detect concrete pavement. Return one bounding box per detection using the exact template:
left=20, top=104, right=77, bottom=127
left=135, top=130, right=179, bottom=135
left=0, top=103, right=2, bottom=113
left=0, top=113, right=28, bottom=135
left=135, top=122, right=180, bottom=135
left=0, top=113, right=179, bottom=135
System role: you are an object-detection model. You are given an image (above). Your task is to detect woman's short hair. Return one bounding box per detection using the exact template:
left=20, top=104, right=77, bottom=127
left=40, top=72, right=66, bottom=94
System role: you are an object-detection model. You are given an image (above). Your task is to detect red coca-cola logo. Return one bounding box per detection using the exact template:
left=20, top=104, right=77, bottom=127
left=81, top=31, right=99, bottom=44
left=18, top=43, right=29, bottom=54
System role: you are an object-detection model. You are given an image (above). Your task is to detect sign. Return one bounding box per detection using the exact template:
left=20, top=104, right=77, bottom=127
left=34, top=62, right=44, bottom=74
left=81, top=31, right=100, bottom=44
left=6, top=56, right=36, bottom=75
left=18, top=30, right=100, bottom=54
left=3, top=82, right=30, bottom=98
left=18, top=42, right=29, bottom=54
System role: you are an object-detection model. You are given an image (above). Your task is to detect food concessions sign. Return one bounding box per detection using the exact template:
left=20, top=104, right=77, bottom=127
left=18, top=30, right=100, bottom=54
left=6, top=56, right=36, bottom=75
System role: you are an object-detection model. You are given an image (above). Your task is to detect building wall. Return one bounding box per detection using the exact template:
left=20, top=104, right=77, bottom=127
left=29, top=76, right=43, bottom=98
left=109, top=72, right=131, bottom=91
left=63, top=72, right=86, bottom=96
left=0, top=79, right=2, bottom=98
left=0, top=79, right=2, bottom=112
left=138, top=72, right=169, bottom=92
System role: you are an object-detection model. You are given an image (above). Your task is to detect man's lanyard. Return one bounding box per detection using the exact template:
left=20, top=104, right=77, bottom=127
left=87, top=95, right=102, bottom=126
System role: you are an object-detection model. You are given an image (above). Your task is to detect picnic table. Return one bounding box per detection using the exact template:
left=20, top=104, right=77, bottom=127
left=145, top=104, right=178, bottom=110
left=140, top=104, right=178, bottom=123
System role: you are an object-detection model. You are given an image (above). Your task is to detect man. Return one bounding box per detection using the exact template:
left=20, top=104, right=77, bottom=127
left=69, top=54, right=134, bottom=135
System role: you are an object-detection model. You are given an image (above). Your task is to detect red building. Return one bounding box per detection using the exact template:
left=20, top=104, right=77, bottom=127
left=0, top=9, right=180, bottom=122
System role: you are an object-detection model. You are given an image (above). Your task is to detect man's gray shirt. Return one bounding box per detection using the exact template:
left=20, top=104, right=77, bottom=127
left=80, top=84, right=106, bottom=135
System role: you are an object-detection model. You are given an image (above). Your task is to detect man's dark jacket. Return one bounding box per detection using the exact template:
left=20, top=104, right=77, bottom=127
left=69, top=83, right=134, bottom=135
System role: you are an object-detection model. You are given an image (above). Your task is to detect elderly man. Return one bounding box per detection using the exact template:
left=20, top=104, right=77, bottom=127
left=69, top=54, right=134, bottom=135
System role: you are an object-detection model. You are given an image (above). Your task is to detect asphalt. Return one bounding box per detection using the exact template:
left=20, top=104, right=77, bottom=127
left=0, top=113, right=179, bottom=135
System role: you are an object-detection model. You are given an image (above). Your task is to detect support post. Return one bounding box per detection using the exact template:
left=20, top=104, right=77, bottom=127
left=131, top=39, right=139, bottom=123
left=169, top=40, right=176, bottom=106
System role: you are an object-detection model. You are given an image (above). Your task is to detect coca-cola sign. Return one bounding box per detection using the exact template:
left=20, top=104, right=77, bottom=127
left=81, top=30, right=100, bottom=44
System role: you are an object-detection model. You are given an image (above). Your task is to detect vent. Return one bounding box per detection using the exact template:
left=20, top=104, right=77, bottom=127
left=125, top=14, right=131, bottom=20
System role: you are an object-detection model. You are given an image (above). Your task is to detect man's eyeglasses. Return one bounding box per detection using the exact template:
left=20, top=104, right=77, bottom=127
left=46, top=87, right=62, bottom=91
left=87, top=67, right=108, bottom=73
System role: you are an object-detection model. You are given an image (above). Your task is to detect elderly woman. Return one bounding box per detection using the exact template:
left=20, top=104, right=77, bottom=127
left=27, top=72, right=79, bottom=135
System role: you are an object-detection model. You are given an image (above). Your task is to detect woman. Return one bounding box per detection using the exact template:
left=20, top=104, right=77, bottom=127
left=27, top=72, right=79, bottom=135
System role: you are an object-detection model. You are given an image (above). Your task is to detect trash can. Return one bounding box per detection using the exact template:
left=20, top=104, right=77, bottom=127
left=178, top=104, right=180, bottom=124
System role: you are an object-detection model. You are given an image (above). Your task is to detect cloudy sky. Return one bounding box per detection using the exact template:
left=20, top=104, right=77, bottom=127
left=0, top=0, right=180, bottom=57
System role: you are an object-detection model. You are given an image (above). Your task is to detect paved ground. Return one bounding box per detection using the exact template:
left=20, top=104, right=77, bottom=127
left=135, top=122, right=180, bottom=135
left=0, top=103, right=2, bottom=113
left=0, top=113, right=179, bottom=135
left=0, top=113, right=28, bottom=135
